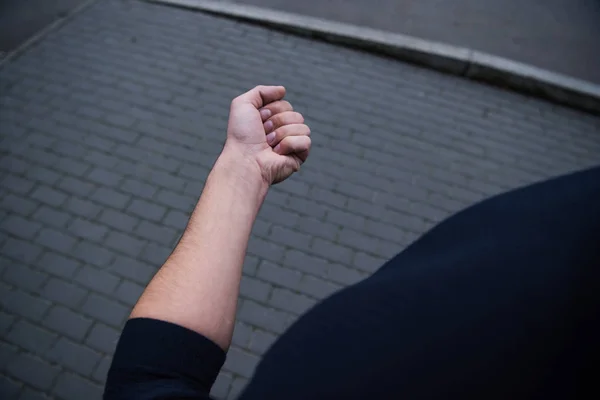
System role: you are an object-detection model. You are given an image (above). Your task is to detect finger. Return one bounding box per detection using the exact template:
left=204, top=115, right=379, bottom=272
left=266, top=124, right=310, bottom=146
left=264, top=111, right=304, bottom=133
left=259, top=100, right=293, bottom=121
left=233, top=85, right=286, bottom=109
left=273, top=135, right=312, bottom=162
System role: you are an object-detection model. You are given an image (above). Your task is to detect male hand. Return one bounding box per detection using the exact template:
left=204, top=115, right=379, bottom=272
left=224, top=85, right=311, bottom=185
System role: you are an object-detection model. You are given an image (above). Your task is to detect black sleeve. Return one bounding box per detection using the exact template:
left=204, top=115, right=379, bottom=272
left=104, top=318, right=226, bottom=399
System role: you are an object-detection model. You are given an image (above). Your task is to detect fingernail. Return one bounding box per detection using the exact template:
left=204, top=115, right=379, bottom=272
left=273, top=144, right=281, bottom=153
left=266, top=132, right=276, bottom=145
left=260, top=109, right=271, bottom=119
left=264, top=120, right=273, bottom=133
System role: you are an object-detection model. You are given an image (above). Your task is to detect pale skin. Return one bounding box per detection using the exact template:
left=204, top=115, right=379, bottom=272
left=130, top=86, right=311, bottom=350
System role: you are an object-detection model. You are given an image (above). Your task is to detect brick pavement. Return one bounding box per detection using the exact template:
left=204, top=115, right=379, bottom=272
left=1, top=0, right=600, bottom=399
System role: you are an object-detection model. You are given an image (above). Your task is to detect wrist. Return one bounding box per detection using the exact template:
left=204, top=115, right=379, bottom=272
left=215, top=145, right=270, bottom=199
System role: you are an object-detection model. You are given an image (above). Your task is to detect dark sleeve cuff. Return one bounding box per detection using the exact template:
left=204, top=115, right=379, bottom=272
left=106, top=318, right=226, bottom=398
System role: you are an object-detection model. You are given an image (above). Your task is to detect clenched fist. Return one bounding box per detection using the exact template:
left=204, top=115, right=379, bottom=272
left=223, top=85, right=311, bottom=184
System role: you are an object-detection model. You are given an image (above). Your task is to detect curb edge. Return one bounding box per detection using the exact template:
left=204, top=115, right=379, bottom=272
left=147, top=0, right=600, bottom=115
left=0, top=0, right=99, bottom=69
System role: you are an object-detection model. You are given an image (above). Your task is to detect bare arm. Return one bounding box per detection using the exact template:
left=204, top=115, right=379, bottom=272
left=130, top=86, right=311, bottom=350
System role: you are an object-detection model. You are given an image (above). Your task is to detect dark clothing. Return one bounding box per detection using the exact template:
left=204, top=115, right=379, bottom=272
left=105, top=166, right=600, bottom=399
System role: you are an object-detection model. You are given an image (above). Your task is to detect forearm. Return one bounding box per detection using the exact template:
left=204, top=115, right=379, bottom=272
left=130, top=149, right=268, bottom=349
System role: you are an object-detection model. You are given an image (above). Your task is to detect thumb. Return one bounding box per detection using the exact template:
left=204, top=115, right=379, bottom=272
left=234, top=85, right=286, bottom=109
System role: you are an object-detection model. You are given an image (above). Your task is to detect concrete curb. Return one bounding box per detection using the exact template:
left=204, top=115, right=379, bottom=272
left=147, top=0, right=600, bottom=115
left=0, top=0, right=99, bottom=69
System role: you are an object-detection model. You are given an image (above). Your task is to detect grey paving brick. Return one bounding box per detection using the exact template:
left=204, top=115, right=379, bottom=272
left=68, top=218, right=109, bottom=241
left=81, top=293, right=129, bottom=327
left=268, top=225, right=311, bottom=251
left=105, top=231, right=146, bottom=257
left=223, top=346, right=260, bottom=379
left=42, top=305, right=93, bottom=341
left=251, top=218, right=271, bottom=237
left=0, top=311, right=16, bottom=336
left=85, top=151, right=120, bottom=170
left=1, top=193, right=39, bottom=216
left=32, top=206, right=72, bottom=229
left=53, top=372, right=103, bottom=400
left=238, top=300, right=289, bottom=334
left=82, top=134, right=116, bottom=153
left=72, top=241, right=115, bottom=267
left=0, top=156, right=28, bottom=175
left=139, top=242, right=172, bottom=265
left=242, top=255, right=259, bottom=276
left=54, top=157, right=91, bottom=177
left=107, top=254, right=156, bottom=285
left=1, top=289, right=51, bottom=320
left=283, top=248, right=329, bottom=277
left=155, top=190, right=195, bottom=212
left=37, top=228, right=77, bottom=253
left=353, top=251, right=387, bottom=273
left=163, top=209, right=189, bottom=230
left=127, top=199, right=167, bottom=222
left=298, top=275, right=342, bottom=299
left=134, top=220, right=178, bottom=245
left=90, top=187, right=131, bottom=209
left=6, top=353, right=60, bottom=390
left=38, top=251, right=80, bottom=278
left=309, top=187, right=347, bottom=208
left=65, top=197, right=102, bottom=219
left=310, top=238, right=354, bottom=265
left=228, top=377, right=249, bottom=400
left=120, top=179, right=157, bottom=199
left=259, top=203, right=299, bottom=229
left=86, top=167, right=122, bottom=186
left=257, top=261, right=302, bottom=290
left=276, top=179, right=310, bottom=197
left=326, top=263, right=366, bottom=285
left=113, top=279, right=144, bottom=306
left=211, top=372, right=232, bottom=400
left=247, top=237, right=285, bottom=264
left=1, top=175, right=34, bottom=195
left=295, top=216, right=339, bottom=241
left=85, top=322, right=120, bottom=353
left=239, top=275, right=271, bottom=303
left=97, top=209, right=139, bottom=232
left=92, top=356, right=112, bottom=382
left=326, top=209, right=365, bottom=231
left=6, top=320, right=57, bottom=356
left=47, top=338, right=102, bottom=376
left=3, top=264, right=48, bottom=292
left=41, top=278, right=87, bottom=308
left=74, top=265, right=120, bottom=295
left=248, top=328, right=277, bottom=354
left=146, top=170, right=187, bottom=192
left=1, top=238, right=43, bottom=264
left=231, top=322, right=253, bottom=348
left=18, top=388, right=50, bottom=400
left=0, top=375, right=21, bottom=399
left=269, top=287, right=316, bottom=315
left=0, top=341, right=19, bottom=371
left=30, top=186, right=67, bottom=207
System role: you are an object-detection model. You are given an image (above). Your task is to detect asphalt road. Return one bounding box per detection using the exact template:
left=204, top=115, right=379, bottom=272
left=231, top=0, right=600, bottom=84
left=0, top=0, right=86, bottom=54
